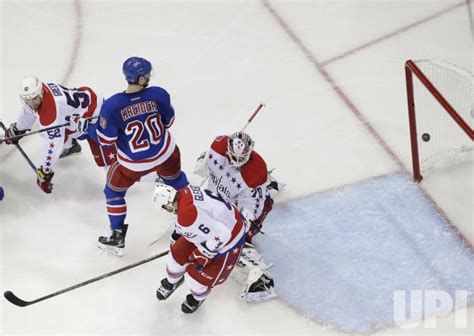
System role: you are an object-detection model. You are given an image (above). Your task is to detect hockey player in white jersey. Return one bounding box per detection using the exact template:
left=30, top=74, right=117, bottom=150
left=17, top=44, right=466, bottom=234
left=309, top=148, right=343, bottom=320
left=193, top=131, right=278, bottom=302
left=194, top=131, right=274, bottom=241
left=152, top=183, right=246, bottom=313
left=4, top=76, right=113, bottom=193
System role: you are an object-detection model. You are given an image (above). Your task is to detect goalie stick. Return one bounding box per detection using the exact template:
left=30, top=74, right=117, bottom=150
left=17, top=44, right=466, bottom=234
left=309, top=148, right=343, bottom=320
left=4, top=250, right=169, bottom=307
left=241, top=102, right=265, bottom=132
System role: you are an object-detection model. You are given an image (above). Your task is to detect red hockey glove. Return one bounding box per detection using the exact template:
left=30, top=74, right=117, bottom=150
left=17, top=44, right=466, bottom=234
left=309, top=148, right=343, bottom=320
left=245, top=197, right=274, bottom=243
left=189, top=244, right=217, bottom=272
left=246, top=219, right=262, bottom=243
left=36, top=167, right=54, bottom=194
left=4, top=123, right=28, bottom=145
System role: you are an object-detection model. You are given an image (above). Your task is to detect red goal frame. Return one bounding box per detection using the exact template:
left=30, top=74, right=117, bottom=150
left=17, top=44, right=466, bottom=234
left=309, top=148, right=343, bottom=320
left=404, top=59, right=474, bottom=182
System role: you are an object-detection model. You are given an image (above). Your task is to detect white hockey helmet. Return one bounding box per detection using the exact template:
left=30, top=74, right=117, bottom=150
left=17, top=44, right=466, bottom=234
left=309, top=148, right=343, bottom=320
left=19, top=76, right=43, bottom=101
left=227, top=131, right=254, bottom=167
left=152, top=183, right=178, bottom=213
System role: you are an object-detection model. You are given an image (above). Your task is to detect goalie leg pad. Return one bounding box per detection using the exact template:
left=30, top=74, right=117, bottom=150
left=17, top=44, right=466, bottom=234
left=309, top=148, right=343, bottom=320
left=240, top=273, right=277, bottom=303
left=231, top=246, right=278, bottom=302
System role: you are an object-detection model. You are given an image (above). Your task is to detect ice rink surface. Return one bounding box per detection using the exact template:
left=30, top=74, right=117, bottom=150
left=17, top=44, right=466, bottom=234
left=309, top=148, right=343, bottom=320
left=0, top=0, right=472, bottom=335
left=260, top=172, right=473, bottom=333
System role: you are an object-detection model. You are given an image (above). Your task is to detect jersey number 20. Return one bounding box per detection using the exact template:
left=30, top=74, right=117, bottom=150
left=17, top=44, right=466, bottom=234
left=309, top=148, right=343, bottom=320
left=125, top=115, right=164, bottom=152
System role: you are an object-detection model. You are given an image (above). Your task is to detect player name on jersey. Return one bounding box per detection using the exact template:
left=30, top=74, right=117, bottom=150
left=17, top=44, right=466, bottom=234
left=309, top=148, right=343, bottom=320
left=120, top=100, right=158, bottom=120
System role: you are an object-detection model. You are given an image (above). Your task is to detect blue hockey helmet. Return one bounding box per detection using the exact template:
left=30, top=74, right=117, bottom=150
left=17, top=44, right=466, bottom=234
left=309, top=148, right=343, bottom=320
left=122, top=57, right=152, bottom=84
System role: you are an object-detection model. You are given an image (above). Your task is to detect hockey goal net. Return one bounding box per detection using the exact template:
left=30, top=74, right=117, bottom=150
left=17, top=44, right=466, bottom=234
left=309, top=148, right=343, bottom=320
left=405, top=59, right=473, bottom=182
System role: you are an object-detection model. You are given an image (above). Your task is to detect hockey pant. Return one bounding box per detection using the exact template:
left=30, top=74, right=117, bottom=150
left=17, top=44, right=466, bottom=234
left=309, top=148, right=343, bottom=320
left=165, top=236, right=244, bottom=300
left=104, top=146, right=189, bottom=230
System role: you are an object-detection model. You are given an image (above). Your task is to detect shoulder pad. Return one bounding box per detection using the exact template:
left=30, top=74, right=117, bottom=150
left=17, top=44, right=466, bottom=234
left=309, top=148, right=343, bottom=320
left=240, top=151, right=268, bottom=188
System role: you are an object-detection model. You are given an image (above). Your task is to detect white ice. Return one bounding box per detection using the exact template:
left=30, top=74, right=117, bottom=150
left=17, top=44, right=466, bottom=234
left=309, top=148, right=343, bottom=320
left=1, top=1, right=472, bottom=335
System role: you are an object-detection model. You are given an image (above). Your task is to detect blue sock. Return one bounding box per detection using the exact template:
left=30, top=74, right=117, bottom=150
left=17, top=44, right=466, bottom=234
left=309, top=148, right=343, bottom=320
left=104, top=186, right=127, bottom=230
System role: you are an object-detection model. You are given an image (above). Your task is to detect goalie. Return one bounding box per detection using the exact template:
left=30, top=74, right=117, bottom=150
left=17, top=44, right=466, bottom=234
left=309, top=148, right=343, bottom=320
left=191, top=131, right=282, bottom=302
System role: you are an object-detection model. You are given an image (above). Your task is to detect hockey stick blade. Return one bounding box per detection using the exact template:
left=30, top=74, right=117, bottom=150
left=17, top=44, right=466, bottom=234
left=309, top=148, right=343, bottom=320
left=4, top=291, right=31, bottom=307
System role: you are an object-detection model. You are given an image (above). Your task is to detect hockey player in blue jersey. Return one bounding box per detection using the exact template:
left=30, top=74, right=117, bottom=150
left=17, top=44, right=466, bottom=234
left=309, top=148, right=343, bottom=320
left=69, top=56, right=189, bottom=256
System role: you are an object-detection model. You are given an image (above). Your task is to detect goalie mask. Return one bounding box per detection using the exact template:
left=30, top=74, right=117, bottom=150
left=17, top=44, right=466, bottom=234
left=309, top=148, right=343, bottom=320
left=152, top=183, right=178, bottom=213
left=227, top=131, right=254, bottom=167
left=19, top=76, right=43, bottom=101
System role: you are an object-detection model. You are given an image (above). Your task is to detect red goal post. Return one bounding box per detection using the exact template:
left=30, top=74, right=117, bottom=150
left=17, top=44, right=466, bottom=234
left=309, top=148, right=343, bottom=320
left=405, top=59, right=473, bottom=182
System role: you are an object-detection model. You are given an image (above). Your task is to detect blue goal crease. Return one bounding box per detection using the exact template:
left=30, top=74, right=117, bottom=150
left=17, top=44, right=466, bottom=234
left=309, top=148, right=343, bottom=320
left=256, top=172, right=474, bottom=333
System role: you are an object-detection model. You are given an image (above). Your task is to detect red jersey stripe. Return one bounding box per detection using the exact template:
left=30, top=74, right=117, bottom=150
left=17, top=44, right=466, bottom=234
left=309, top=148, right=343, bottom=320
left=117, top=133, right=171, bottom=164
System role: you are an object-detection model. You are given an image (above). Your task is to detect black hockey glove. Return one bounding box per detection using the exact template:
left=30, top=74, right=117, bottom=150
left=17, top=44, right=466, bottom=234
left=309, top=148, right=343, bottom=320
left=36, top=166, right=54, bottom=194
left=4, top=123, right=28, bottom=145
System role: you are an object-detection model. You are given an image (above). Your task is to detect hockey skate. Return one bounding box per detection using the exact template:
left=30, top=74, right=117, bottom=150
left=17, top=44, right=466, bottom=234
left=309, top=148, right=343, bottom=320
left=181, top=294, right=205, bottom=314
left=59, top=139, right=82, bottom=159
left=98, top=225, right=128, bottom=257
left=156, top=277, right=184, bottom=301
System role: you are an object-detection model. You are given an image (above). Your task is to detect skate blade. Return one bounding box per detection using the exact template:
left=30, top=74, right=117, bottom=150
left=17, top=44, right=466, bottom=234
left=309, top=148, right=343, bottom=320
left=59, top=151, right=82, bottom=159
left=98, top=243, right=124, bottom=257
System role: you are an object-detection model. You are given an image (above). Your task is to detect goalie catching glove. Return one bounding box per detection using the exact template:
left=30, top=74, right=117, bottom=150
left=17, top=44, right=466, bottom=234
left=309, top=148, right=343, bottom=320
left=36, top=166, right=54, bottom=194
left=193, top=150, right=209, bottom=178
left=189, top=242, right=217, bottom=272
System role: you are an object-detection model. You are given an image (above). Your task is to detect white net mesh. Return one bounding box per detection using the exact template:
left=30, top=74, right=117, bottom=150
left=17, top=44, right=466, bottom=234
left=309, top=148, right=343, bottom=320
left=412, top=60, right=473, bottom=176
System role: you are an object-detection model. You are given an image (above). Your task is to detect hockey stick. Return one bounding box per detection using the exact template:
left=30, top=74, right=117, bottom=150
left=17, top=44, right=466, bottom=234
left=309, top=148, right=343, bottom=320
left=4, top=250, right=169, bottom=307
left=0, top=121, right=37, bottom=172
left=147, top=236, right=163, bottom=247
left=241, top=103, right=265, bottom=132
left=147, top=224, right=174, bottom=247
left=0, top=116, right=99, bottom=144
left=0, top=122, right=69, bottom=144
